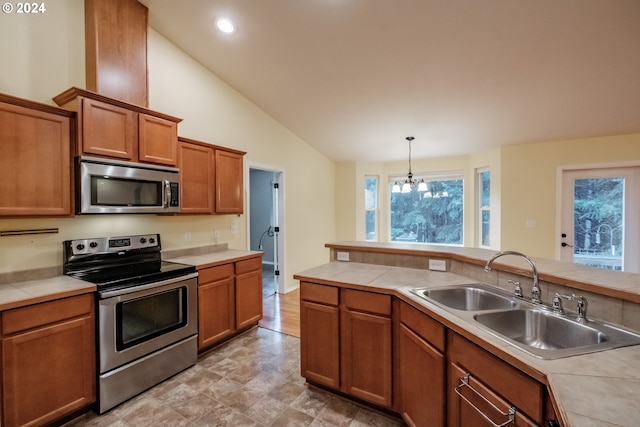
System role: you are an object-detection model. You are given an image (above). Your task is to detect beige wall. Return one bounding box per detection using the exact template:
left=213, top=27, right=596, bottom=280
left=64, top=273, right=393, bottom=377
left=345, top=133, right=640, bottom=260
left=2, top=1, right=639, bottom=279
left=0, top=3, right=336, bottom=291
left=500, top=132, right=640, bottom=258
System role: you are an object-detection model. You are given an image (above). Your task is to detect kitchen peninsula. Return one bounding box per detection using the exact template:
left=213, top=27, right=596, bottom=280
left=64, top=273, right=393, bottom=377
left=294, top=241, right=640, bottom=427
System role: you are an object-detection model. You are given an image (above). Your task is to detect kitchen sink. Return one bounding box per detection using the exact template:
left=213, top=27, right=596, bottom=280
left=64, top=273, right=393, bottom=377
left=474, top=308, right=640, bottom=359
left=411, top=284, right=519, bottom=311
left=410, top=283, right=640, bottom=359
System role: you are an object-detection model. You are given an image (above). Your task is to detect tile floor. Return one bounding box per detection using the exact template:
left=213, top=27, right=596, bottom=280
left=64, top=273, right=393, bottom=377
left=66, top=327, right=405, bottom=427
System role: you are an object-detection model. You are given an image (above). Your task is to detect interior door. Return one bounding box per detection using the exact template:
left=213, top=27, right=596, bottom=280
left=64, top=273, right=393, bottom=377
left=560, top=167, right=640, bottom=273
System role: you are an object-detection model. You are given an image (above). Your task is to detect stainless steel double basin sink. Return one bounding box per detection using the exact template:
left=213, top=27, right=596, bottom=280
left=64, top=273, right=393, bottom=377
left=411, top=283, right=640, bottom=359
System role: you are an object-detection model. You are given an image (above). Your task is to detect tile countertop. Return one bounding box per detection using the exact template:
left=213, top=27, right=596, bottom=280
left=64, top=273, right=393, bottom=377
left=294, top=261, right=640, bottom=427
left=0, top=275, right=96, bottom=312
left=166, top=249, right=263, bottom=269
left=0, top=249, right=262, bottom=312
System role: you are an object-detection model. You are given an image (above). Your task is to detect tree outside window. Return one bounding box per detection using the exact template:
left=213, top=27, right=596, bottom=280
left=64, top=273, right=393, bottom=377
left=390, top=176, right=463, bottom=244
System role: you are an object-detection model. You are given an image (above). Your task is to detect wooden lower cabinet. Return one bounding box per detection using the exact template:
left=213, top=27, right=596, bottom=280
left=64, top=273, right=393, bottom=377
left=1, top=294, right=96, bottom=427
left=300, top=282, right=393, bottom=409
left=398, top=302, right=446, bottom=427
left=198, top=263, right=235, bottom=350
left=298, top=284, right=559, bottom=426
left=447, top=332, right=545, bottom=427
left=300, top=283, right=340, bottom=388
left=197, top=256, right=263, bottom=352
left=341, top=289, right=393, bottom=408
left=235, top=257, right=263, bottom=329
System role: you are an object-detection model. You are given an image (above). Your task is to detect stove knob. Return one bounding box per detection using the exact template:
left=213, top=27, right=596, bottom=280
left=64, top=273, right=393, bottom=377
left=76, top=243, right=85, bottom=251
left=140, top=237, right=147, bottom=244
left=149, top=237, right=156, bottom=244
left=89, top=241, right=98, bottom=249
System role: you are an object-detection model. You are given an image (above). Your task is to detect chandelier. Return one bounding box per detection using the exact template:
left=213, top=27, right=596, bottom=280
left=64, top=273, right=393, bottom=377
left=391, top=136, right=428, bottom=193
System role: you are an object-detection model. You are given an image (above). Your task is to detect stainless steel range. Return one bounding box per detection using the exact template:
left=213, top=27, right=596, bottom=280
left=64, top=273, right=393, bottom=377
left=63, top=234, right=198, bottom=414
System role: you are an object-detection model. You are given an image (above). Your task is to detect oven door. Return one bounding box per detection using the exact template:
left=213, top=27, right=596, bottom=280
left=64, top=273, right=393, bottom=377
left=98, top=273, right=197, bottom=374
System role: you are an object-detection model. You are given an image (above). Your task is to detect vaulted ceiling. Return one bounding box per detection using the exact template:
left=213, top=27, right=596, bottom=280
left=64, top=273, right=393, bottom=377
left=140, top=0, right=640, bottom=162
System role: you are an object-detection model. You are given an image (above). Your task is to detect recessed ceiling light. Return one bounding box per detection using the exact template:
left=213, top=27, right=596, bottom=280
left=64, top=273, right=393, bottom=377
left=216, top=18, right=235, bottom=33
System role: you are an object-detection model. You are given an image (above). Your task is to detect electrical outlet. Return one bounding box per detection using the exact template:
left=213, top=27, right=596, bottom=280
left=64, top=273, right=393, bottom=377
left=429, top=259, right=447, bottom=271
left=184, top=232, right=191, bottom=241
left=230, top=223, right=238, bottom=234
left=337, top=251, right=350, bottom=262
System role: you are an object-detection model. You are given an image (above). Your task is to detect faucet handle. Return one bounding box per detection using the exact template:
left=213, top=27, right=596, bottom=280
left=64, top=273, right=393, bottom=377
left=554, top=293, right=588, bottom=322
left=507, top=280, right=523, bottom=298
left=552, top=293, right=565, bottom=314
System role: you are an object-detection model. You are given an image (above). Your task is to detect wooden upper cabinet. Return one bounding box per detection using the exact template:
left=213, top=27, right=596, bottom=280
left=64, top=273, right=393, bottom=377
left=177, top=138, right=215, bottom=213
left=0, top=94, right=73, bottom=216
left=53, top=87, right=181, bottom=165
left=215, top=149, right=245, bottom=214
left=85, top=0, right=149, bottom=107
left=139, top=113, right=178, bottom=165
left=81, top=97, right=136, bottom=160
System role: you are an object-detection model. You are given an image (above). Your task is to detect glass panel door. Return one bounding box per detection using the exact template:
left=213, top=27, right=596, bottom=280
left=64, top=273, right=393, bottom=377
left=561, top=167, right=640, bottom=272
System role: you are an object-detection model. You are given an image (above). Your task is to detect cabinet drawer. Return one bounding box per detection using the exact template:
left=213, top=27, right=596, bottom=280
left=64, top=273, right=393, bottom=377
left=198, top=263, right=234, bottom=284
left=343, top=289, right=391, bottom=316
left=301, top=282, right=339, bottom=306
left=236, top=257, right=262, bottom=275
left=448, top=333, right=544, bottom=423
left=2, top=294, right=94, bottom=335
left=400, top=301, right=445, bottom=352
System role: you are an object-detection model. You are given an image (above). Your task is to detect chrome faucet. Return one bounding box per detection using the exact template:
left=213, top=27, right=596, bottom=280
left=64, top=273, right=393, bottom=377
left=484, top=251, right=541, bottom=304
left=553, top=293, right=589, bottom=323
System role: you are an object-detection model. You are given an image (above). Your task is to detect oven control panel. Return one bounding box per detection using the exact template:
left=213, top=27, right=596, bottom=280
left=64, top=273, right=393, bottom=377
left=69, top=234, right=161, bottom=255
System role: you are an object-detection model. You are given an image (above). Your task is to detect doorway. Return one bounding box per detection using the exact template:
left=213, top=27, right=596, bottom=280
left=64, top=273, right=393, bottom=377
left=559, top=166, right=640, bottom=273
left=248, top=166, right=285, bottom=296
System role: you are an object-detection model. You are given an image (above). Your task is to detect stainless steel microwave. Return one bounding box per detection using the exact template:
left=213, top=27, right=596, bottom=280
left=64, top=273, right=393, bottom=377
left=77, top=156, right=180, bottom=214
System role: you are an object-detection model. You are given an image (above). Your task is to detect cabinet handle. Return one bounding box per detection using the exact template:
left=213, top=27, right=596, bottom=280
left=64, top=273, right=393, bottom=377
left=454, top=373, right=516, bottom=427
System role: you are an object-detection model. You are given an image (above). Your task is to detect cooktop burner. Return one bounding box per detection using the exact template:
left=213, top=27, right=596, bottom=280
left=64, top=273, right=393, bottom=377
left=67, top=260, right=196, bottom=291
left=62, top=233, right=196, bottom=292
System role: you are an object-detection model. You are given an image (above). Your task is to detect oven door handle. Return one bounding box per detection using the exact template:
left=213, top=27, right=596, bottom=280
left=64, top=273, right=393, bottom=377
left=98, top=272, right=199, bottom=298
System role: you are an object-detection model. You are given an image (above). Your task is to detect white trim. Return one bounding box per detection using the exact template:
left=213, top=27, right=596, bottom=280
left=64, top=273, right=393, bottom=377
left=246, top=161, right=287, bottom=293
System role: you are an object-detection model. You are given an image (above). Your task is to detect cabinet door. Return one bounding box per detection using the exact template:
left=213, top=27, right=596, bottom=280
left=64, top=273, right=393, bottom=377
left=215, top=149, right=244, bottom=214
left=341, top=308, right=392, bottom=407
left=138, top=113, right=178, bottom=166
left=3, top=316, right=96, bottom=427
left=81, top=97, right=136, bottom=160
left=300, top=299, right=340, bottom=388
left=178, top=141, right=214, bottom=213
left=0, top=102, right=72, bottom=216
left=449, top=363, right=537, bottom=427
left=198, top=276, right=235, bottom=351
left=399, top=323, right=445, bottom=427
left=235, top=258, right=263, bottom=330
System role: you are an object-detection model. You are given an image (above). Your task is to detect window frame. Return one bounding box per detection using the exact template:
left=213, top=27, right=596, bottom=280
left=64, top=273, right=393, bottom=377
left=476, top=168, right=491, bottom=248
left=364, top=175, right=379, bottom=241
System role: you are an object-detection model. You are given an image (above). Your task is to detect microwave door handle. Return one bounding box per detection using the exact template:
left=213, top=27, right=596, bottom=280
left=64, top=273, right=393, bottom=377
left=163, top=180, right=171, bottom=208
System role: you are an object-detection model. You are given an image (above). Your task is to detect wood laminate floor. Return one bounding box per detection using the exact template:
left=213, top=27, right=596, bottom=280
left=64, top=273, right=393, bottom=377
left=259, top=289, right=300, bottom=338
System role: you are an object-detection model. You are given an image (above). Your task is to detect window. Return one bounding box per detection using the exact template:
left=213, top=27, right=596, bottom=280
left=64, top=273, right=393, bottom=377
left=389, top=173, right=463, bottom=244
left=365, top=176, right=378, bottom=241
left=478, top=169, right=491, bottom=247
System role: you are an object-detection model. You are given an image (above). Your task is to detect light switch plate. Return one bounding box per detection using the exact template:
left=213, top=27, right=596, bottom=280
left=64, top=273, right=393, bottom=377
left=337, top=251, right=350, bottom=262
left=429, top=259, right=447, bottom=271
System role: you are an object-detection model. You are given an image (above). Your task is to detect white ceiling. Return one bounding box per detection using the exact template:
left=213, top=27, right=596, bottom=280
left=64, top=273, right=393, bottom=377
left=140, top=0, right=640, bottom=162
